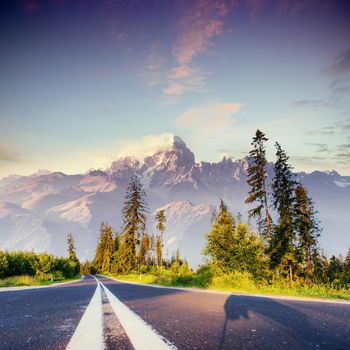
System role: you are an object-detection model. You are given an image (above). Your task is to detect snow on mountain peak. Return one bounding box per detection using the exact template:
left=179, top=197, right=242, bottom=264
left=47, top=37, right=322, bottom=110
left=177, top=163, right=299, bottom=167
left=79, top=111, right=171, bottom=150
left=164, top=135, right=195, bottom=169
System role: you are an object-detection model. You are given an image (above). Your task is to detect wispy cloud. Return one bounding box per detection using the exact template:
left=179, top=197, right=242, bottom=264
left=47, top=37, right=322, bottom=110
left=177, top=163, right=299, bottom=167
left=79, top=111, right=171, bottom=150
left=305, top=142, right=329, bottom=153
left=293, top=99, right=333, bottom=108
left=162, top=66, right=208, bottom=95
left=246, top=0, right=264, bottom=19
left=176, top=102, right=242, bottom=137
left=305, top=118, right=350, bottom=136
left=116, top=132, right=175, bottom=159
left=324, top=49, right=350, bottom=76
left=80, top=132, right=176, bottom=170
left=22, top=1, right=40, bottom=13
left=174, top=0, right=231, bottom=65
left=0, top=146, right=22, bottom=163
left=142, top=41, right=166, bottom=87
left=163, top=0, right=233, bottom=96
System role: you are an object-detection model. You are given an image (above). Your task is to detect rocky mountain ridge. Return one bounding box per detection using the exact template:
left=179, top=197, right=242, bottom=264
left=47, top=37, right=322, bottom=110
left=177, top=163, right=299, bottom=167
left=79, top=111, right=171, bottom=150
left=0, top=136, right=349, bottom=266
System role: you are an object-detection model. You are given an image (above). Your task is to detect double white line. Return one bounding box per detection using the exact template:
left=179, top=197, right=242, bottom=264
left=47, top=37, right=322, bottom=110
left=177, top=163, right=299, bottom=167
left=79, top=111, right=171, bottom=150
left=66, top=276, right=176, bottom=350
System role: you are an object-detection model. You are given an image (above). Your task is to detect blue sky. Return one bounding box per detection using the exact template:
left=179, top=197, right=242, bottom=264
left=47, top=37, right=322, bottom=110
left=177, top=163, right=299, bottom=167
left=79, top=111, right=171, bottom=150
left=1, top=0, right=349, bottom=177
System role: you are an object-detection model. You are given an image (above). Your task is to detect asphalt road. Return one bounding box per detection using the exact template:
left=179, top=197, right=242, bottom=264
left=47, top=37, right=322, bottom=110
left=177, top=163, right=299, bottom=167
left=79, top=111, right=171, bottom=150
left=1, top=275, right=350, bottom=349
left=0, top=275, right=97, bottom=350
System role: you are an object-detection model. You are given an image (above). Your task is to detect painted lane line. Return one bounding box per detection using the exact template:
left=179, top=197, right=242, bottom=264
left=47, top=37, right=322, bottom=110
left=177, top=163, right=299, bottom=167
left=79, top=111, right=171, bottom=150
left=100, top=281, right=177, bottom=350
left=66, top=277, right=103, bottom=350
left=102, top=276, right=350, bottom=305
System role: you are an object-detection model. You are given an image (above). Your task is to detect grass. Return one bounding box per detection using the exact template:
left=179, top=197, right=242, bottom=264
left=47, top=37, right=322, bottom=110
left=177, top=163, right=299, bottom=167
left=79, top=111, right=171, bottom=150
left=0, top=275, right=81, bottom=288
left=105, top=271, right=350, bottom=301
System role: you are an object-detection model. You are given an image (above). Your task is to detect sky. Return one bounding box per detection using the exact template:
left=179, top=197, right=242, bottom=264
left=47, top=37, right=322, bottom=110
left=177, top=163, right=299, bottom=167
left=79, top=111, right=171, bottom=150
left=1, top=0, right=350, bottom=178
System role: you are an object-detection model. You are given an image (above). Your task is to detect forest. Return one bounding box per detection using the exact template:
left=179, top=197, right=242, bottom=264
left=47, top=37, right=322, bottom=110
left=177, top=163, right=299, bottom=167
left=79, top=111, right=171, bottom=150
left=88, top=130, right=350, bottom=299
left=1, top=130, right=350, bottom=298
left=0, top=234, right=80, bottom=287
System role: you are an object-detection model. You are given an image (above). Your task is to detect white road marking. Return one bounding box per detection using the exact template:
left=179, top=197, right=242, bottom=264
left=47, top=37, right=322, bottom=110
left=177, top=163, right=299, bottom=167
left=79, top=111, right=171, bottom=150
left=66, top=277, right=103, bottom=350
left=100, top=280, right=177, bottom=350
left=101, top=275, right=350, bottom=305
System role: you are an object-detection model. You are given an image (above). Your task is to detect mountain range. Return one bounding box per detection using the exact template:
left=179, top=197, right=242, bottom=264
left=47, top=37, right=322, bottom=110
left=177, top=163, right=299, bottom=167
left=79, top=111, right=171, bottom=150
left=1, top=136, right=349, bottom=267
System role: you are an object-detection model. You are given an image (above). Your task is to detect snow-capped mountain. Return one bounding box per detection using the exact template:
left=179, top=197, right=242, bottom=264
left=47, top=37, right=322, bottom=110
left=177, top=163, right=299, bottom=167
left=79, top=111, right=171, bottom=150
left=0, top=136, right=349, bottom=267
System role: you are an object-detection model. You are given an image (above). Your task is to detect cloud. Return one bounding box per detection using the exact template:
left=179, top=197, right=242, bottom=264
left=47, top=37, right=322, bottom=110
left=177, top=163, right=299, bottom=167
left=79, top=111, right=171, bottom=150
left=338, top=143, right=350, bottom=150
left=141, top=41, right=166, bottom=87
left=0, top=146, right=22, bottom=163
left=162, top=66, right=208, bottom=95
left=174, top=0, right=231, bottom=66
left=333, top=151, right=350, bottom=164
left=163, top=0, right=233, bottom=96
left=116, top=132, right=175, bottom=159
left=305, top=118, right=350, bottom=136
left=22, top=1, right=40, bottom=13
left=80, top=133, right=176, bottom=170
left=325, top=49, right=350, bottom=76
left=273, top=0, right=336, bottom=16
left=246, top=0, right=264, bottom=19
left=293, top=99, right=332, bottom=108
left=176, top=102, right=242, bottom=136
left=305, top=142, right=329, bottom=153
left=342, top=118, right=350, bottom=131
left=163, top=84, right=184, bottom=95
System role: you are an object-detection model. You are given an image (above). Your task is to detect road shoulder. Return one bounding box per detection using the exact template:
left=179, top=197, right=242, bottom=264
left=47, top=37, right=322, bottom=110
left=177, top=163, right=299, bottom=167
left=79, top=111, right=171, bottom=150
left=101, top=275, right=350, bottom=305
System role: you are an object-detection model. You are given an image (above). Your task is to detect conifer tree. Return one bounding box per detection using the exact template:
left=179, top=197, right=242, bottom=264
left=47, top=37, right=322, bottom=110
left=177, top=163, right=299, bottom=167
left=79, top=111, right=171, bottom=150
left=67, top=233, right=80, bottom=275
left=110, top=232, right=121, bottom=273
left=92, top=222, right=107, bottom=271
left=120, top=177, right=149, bottom=271
left=294, top=184, right=320, bottom=280
left=245, top=129, right=272, bottom=240
left=342, top=248, right=350, bottom=286
left=102, top=224, right=114, bottom=273
left=140, top=232, right=151, bottom=266
left=204, top=200, right=236, bottom=270
left=219, top=198, right=228, bottom=213
left=156, top=235, right=162, bottom=268
left=270, top=143, right=297, bottom=271
left=155, top=209, right=166, bottom=272
left=149, top=234, right=157, bottom=266
left=327, top=255, right=343, bottom=284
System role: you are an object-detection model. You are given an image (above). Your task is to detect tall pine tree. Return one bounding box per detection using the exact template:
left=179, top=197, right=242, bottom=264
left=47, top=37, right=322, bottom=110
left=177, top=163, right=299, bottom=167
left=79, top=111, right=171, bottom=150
left=120, top=176, right=149, bottom=272
left=245, top=129, right=272, bottom=240
left=270, top=142, right=297, bottom=272
left=92, top=222, right=108, bottom=272
left=294, top=184, right=320, bottom=280
left=155, top=209, right=166, bottom=272
left=67, top=233, right=80, bottom=275
left=102, top=224, right=114, bottom=273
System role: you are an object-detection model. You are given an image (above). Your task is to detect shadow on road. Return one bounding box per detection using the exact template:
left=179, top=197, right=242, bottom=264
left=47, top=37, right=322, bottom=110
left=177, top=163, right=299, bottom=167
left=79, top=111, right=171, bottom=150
left=219, top=295, right=310, bottom=349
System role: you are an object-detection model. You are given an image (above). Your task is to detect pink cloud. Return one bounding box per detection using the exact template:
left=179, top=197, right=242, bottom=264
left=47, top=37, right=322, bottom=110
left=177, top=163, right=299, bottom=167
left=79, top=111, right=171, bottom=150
left=246, top=0, right=264, bottom=19
left=176, top=102, right=242, bottom=133
left=163, top=84, right=184, bottom=95
left=22, top=1, right=40, bottom=12
left=161, top=0, right=233, bottom=97
left=174, top=0, right=232, bottom=66
left=272, top=0, right=334, bottom=16
left=141, top=41, right=166, bottom=87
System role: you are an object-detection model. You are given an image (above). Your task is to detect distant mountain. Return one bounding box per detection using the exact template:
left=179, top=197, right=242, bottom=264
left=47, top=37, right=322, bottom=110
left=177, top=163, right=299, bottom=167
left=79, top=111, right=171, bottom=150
left=0, top=136, right=349, bottom=267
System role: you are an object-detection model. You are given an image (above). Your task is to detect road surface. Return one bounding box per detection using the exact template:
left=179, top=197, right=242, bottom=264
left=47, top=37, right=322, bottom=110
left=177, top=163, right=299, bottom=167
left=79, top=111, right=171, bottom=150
left=0, top=275, right=349, bottom=349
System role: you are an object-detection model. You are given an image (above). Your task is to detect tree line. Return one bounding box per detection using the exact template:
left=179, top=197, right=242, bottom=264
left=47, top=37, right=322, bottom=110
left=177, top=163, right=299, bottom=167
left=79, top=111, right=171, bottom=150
left=88, top=129, right=350, bottom=289
left=0, top=233, right=80, bottom=281
left=4, top=128, right=346, bottom=290
left=91, top=177, right=190, bottom=275
left=206, top=129, right=350, bottom=287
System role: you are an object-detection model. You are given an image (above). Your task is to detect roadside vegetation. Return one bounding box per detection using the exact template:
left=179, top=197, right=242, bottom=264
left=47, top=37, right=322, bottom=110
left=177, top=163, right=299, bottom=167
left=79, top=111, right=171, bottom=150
left=2, top=129, right=349, bottom=299
left=87, top=129, right=350, bottom=301
left=0, top=234, right=81, bottom=287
